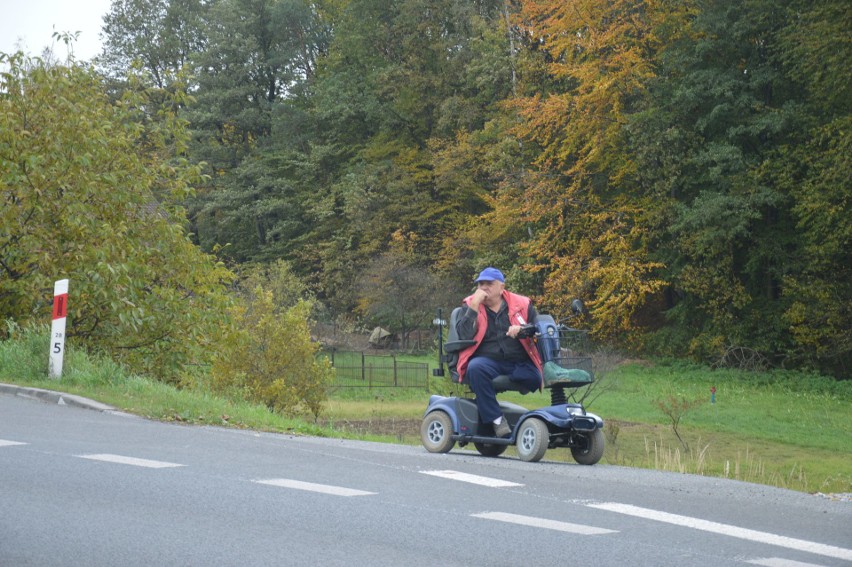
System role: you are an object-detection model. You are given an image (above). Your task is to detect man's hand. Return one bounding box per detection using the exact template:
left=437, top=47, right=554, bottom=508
left=506, top=324, right=522, bottom=339
left=469, top=288, right=489, bottom=311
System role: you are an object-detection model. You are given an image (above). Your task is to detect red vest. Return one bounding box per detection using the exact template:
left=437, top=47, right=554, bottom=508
left=456, top=290, right=544, bottom=390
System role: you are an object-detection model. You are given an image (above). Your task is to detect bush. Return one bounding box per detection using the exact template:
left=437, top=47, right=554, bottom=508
left=211, top=288, right=334, bottom=419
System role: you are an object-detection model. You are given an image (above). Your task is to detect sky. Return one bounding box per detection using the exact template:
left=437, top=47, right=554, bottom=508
left=1, top=0, right=113, bottom=62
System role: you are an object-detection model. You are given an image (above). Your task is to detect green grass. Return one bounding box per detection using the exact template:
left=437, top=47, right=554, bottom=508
left=2, top=324, right=850, bottom=494
left=589, top=362, right=852, bottom=494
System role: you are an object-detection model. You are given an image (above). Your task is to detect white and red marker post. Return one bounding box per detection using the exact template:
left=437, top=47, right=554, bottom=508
left=49, top=279, right=69, bottom=379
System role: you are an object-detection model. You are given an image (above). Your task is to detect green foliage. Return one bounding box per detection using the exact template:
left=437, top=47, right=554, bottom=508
left=211, top=288, right=334, bottom=419
left=0, top=53, right=233, bottom=381
left=1, top=321, right=130, bottom=388
left=100, top=0, right=210, bottom=88
left=0, top=322, right=53, bottom=382
left=235, top=259, right=318, bottom=313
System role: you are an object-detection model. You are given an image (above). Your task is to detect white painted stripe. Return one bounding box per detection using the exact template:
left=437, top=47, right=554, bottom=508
left=747, top=558, right=828, bottom=567
left=589, top=502, right=852, bottom=562
left=473, top=512, right=617, bottom=535
left=420, top=470, right=523, bottom=488
left=0, top=439, right=26, bottom=447
left=78, top=454, right=184, bottom=469
left=254, top=479, right=375, bottom=497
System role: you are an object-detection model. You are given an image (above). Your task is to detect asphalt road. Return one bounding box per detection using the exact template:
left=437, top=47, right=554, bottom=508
left=1, top=387, right=850, bottom=567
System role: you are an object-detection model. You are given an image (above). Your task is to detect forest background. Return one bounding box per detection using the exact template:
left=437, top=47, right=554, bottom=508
left=2, top=0, right=849, bottom=389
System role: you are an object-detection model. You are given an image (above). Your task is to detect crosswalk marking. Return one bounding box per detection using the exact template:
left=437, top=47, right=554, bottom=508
left=420, top=470, right=523, bottom=488
left=473, top=512, right=617, bottom=535
left=253, top=478, right=376, bottom=497
left=589, top=502, right=852, bottom=562
left=78, top=454, right=184, bottom=469
left=0, top=439, right=27, bottom=447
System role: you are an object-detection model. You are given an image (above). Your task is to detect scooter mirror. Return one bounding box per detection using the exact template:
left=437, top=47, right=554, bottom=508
left=571, top=299, right=586, bottom=315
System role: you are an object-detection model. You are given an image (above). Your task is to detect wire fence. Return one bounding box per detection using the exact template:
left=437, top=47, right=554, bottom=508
left=322, top=349, right=431, bottom=390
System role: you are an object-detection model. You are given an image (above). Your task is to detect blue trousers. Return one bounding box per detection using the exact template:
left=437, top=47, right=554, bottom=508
left=466, top=357, right=541, bottom=423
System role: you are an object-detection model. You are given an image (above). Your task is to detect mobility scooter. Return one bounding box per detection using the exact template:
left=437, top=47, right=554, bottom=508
left=420, top=301, right=605, bottom=464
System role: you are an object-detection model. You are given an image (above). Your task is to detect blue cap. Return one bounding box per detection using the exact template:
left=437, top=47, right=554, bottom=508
left=474, top=267, right=505, bottom=283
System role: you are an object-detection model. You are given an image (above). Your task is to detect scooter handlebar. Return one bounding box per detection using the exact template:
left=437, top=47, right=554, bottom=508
left=516, top=324, right=537, bottom=339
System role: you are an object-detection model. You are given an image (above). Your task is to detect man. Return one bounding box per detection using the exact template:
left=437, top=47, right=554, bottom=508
left=455, top=267, right=543, bottom=437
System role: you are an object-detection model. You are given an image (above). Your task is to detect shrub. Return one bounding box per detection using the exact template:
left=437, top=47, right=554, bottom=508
left=211, top=288, right=334, bottom=419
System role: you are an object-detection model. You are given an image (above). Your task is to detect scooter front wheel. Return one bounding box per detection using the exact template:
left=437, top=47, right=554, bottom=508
left=421, top=411, right=456, bottom=453
left=571, top=427, right=605, bottom=465
left=516, top=418, right=549, bottom=462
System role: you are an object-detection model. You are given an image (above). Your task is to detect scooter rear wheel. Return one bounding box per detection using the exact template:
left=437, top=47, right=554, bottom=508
left=421, top=411, right=456, bottom=453
left=516, top=418, right=549, bottom=462
left=474, top=442, right=507, bottom=457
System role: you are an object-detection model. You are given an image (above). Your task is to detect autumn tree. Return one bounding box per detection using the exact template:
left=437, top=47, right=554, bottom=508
left=475, top=0, right=691, bottom=336
left=91, top=0, right=850, bottom=375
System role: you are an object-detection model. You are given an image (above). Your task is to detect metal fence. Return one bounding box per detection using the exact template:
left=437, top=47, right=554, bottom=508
left=323, top=349, right=430, bottom=389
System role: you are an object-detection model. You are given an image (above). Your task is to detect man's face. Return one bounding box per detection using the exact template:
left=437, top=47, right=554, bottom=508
left=477, top=280, right=504, bottom=296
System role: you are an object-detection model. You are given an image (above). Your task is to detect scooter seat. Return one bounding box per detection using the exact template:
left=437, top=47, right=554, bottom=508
left=542, top=361, right=594, bottom=388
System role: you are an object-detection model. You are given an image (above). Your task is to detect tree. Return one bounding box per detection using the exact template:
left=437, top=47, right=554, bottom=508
left=186, top=0, right=334, bottom=264
left=625, top=0, right=850, bottom=375
left=0, top=53, right=233, bottom=380
left=270, top=0, right=518, bottom=310
left=776, top=0, right=852, bottom=376
left=99, top=0, right=210, bottom=88
left=354, top=231, right=460, bottom=348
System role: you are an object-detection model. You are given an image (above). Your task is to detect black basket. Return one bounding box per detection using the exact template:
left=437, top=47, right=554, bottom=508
left=535, top=319, right=592, bottom=361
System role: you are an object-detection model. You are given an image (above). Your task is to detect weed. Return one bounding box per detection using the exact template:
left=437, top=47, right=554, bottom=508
left=654, top=393, right=706, bottom=451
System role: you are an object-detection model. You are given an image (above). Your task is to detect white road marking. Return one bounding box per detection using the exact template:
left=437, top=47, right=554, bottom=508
left=78, top=454, right=184, bottom=469
left=747, top=558, right=829, bottom=567
left=420, top=470, right=523, bottom=488
left=0, top=439, right=27, bottom=447
left=253, top=479, right=376, bottom=497
left=473, top=511, right=617, bottom=535
left=589, top=502, right=852, bottom=562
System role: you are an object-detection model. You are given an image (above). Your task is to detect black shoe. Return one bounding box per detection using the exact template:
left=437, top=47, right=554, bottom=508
left=494, top=419, right=511, bottom=438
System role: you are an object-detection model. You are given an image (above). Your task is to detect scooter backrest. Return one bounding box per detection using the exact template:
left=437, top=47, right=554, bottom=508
left=443, top=307, right=476, bottom=353
left=533, top=313, right=560, bottom=363
left=441, top=307, right=475, bottom=383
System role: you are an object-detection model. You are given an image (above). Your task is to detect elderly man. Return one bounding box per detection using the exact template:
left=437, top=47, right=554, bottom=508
left=455, top=267, right=543, bottom=437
